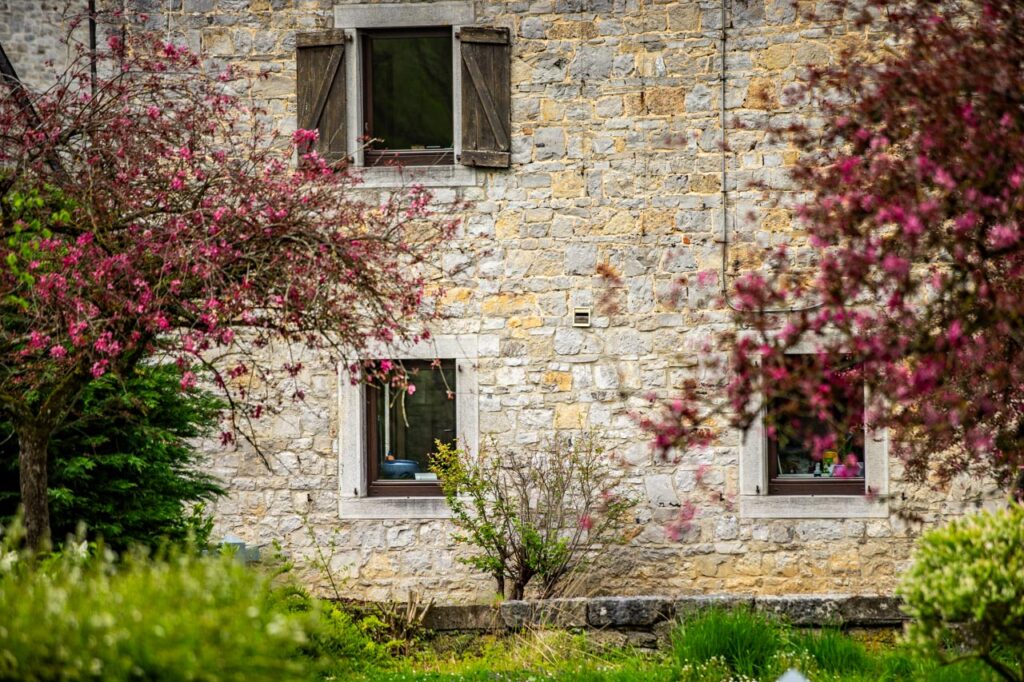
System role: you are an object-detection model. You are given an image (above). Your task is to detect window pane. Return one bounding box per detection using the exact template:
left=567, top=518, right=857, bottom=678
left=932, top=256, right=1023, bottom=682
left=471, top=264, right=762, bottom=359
left=372, top=360, right=456, bottom=482
left=767, top=356, right=865, bottom=482
left=368, top=33, right=453, bottom=151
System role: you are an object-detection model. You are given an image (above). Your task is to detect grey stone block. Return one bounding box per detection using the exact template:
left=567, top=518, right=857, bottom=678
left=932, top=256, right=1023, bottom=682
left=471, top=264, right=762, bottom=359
left=674, top=594, right=755, bottom=619
left=588, top=596, right=675, bottom=628
left=754, top=595, right=843, bottom=626
left=423, top=604, right=500, bottom=631
left=499, top=600, right=535, bottom=629
left=837, top=595, right=907, bottom=626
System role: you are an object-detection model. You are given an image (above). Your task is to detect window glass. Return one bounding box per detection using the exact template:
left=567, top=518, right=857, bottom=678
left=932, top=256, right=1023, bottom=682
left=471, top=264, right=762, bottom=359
left=766, top=356, right=865, bottom=494
left=365, top=32, right=453, bottom=152
left=369, top=360, right=455, bottom=485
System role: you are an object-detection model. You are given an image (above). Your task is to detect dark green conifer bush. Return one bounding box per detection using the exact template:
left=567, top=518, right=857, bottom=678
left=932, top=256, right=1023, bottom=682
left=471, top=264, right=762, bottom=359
left=0, top=364, right=224, bottom=548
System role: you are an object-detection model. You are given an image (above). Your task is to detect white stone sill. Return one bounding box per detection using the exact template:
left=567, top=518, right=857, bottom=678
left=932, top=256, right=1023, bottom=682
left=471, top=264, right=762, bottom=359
left=339, top=496, right=452, bottom=520
left=350, top=165, right=480, bottom=189
left=740, top=495, right=890, bottom=519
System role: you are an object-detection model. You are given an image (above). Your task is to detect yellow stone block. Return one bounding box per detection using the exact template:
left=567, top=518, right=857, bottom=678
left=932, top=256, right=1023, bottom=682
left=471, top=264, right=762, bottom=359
left=645, top=87, right=687, bottom=116
left=496, top=213, right=521, bottom=240
left=541, top=99, right=565, bottom=122
left=543, top=371, right=573, bottom=392
left=554, top=403, right=588, bottom=429
left=762, top=208, right=792, bottom=232
left=552, top=170, right=585, bottom=198
left=509, top=316, right=543, bottom=329
left=442, top=287, right=473, bottom=304
left=482, top=293, right=537, bottom=317
left=745, top=77, right=778, bottom=110
left=548, top=21, right=598, bottom=40
left=759, top=44, right=794, bottom=70
left=641, top=209, right=674, bottom=234
left=594, top=211, right=637, bottom=235
left=623, top=92, right=645, bottom=116
left=690, top=174, right=721, bottom=194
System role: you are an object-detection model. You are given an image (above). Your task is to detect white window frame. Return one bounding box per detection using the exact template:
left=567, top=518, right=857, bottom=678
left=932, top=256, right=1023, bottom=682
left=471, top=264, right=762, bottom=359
left=738, top=343, right=890, bottom=519
left=335, top=1, right=480, bottom=188
left=337, top=335, right=479, bottom=519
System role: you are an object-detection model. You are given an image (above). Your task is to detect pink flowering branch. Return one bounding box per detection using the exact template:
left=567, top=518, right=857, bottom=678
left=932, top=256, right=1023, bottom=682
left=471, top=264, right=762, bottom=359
left=644, top=0, right=1024, bottom=514
left=0, top=20, right=456, bottom=547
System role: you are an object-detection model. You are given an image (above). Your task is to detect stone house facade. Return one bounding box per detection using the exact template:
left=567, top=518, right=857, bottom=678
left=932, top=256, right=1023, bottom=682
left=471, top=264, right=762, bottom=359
left=1, top=0, right=996, bottom=603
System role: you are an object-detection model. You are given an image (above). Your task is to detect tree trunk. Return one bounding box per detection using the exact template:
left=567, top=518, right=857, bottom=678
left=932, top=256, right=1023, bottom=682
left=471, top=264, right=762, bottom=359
left=17, top=424, right=51, bottom=550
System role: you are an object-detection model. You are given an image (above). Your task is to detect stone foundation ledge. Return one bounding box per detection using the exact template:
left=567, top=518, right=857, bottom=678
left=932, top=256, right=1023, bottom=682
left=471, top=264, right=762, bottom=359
left=421, top=595, right=906, bottom=632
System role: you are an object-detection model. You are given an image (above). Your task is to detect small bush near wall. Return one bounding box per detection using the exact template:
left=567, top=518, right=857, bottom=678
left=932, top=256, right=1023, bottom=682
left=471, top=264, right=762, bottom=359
left=431, top=434, right=637, bottom=600
left=900, top=503, right=1024, bottom=682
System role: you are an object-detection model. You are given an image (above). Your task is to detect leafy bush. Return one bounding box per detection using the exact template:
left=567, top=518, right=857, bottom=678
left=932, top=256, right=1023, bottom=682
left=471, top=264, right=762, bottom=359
left=430, top=434, right=636, bottom=599
left=0, top=364, right=224, bottom=549
left=899, top=503, right=1024, bottom=682
left=670, top=608, right=789, bottom=679
left=0, top=526, right=317, bottom=681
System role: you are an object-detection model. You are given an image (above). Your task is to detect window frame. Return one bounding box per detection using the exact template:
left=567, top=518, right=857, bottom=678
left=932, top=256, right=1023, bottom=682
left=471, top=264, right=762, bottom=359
left=336, top=2, right=473, bottom=170
left=764, top=356, right=867, bottom=496
left=364, top=359, right=455, bottom=498
left=739, top=345, right=890, bottom=519
left=337, top=336, right=480, bottom=519
left=360, top=27, right=457, bottom=168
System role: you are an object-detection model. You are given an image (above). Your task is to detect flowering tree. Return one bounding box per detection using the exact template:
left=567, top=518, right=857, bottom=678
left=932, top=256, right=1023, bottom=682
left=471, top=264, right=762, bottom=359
left=646, top=0, right=1024, bottom=501
left=0, top=29, right=455, bottom=547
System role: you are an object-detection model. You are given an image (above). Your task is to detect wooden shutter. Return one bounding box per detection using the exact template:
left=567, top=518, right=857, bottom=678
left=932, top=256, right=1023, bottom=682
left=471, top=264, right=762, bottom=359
left=458, top=26, right=511, bottom=169
left=296, top=30, right=347, bottom=162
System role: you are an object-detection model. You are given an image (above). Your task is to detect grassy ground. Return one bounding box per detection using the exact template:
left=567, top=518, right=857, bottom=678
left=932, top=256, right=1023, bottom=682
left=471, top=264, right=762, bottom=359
left=334, top=610, right=1007, bottom=682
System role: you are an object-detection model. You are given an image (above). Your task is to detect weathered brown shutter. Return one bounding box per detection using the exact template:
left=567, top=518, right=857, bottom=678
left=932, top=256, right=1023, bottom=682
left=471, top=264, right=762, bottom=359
left=296, top=30, right=347, bottom=162
left=458, top=26, right=511, bottom=169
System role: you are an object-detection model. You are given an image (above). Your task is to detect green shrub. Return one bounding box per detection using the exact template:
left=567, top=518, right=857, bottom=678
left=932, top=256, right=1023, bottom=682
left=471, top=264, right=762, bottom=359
left=0, top=364, right=224, bottom=549
left=430, top=435, right=636, bottom=600
left=0, top=531, right=317, bottom=681
left=899, top=504, right=1024, bottom=682
left=670, top=608, right=789, bottom=679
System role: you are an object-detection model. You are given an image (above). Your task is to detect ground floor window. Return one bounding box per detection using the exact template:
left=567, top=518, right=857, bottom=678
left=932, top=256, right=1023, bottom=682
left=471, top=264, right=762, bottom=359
left=365, top=359, right=455, bottom=497
left=765, top=355, right=866, bottom=496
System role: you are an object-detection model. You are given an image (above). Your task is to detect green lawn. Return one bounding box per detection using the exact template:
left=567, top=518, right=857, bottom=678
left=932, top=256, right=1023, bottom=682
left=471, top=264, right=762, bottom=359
left=332, top=622, right=1007, bottom=682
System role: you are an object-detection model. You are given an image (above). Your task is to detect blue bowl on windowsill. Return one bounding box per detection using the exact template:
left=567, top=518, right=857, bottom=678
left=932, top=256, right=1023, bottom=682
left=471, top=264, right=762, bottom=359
left=381, top=459, right=421, bottom=480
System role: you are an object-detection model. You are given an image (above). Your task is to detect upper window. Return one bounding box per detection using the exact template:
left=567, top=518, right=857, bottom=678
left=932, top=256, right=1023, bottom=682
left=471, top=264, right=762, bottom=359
left=364, top=359, right=456, bottom=497
left=764, top=355, right=866, bottom=496
left=296, top=17, right=512, bottom=170
left=361, top=29, right=455, bottom=167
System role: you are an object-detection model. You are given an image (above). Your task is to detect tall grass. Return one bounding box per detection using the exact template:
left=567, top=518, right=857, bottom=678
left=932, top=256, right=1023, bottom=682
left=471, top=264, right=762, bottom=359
left=791, top=628, right=871, bottom=674
left=670, top=608, right=788, bottom=678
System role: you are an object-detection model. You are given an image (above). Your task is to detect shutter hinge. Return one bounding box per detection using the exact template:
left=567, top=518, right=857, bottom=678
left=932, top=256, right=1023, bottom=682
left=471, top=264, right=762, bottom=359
left=454, top=30, right=461, bottom=39
left=455, top=153, right=461, bottom=162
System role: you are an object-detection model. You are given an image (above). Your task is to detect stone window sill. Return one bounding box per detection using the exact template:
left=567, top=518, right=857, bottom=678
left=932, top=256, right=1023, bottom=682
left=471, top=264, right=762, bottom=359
left=351, top=165, right=480, bottom=189
left=339, top=496, right=452, bottom=520
left=740, top=495, right=889, bottom=519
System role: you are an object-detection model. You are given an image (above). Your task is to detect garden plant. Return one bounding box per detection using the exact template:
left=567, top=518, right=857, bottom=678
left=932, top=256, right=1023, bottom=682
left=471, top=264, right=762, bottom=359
left=0, top=14, right=456, bottom=548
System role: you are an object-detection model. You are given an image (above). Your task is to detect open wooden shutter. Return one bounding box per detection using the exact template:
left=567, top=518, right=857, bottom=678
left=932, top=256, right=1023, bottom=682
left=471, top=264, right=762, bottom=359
left=296, top=30, right=347, bottom=162
left=458, top=26, right=511, bottom=169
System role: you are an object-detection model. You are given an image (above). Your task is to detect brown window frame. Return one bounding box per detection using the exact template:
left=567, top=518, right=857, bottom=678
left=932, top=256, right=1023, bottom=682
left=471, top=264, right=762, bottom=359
left=364, top=359, right=454, bottom=498
left=361, top=28, right=456, bottom=168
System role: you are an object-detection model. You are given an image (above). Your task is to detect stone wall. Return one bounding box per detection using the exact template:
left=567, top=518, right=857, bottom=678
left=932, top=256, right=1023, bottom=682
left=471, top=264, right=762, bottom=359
left=0, top=0, right=1002, bottom=603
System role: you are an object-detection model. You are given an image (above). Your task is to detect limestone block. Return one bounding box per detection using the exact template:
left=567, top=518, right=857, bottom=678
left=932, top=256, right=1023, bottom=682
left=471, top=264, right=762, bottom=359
left=554, top=402, right=588, bottom=428
left=587, top=597, right=675, bottom=627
